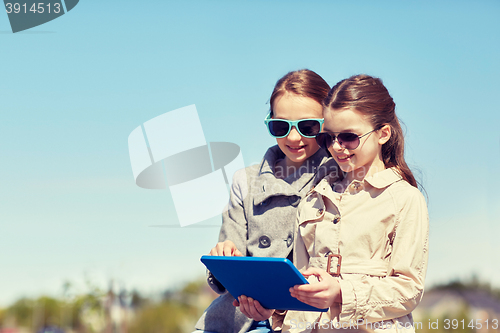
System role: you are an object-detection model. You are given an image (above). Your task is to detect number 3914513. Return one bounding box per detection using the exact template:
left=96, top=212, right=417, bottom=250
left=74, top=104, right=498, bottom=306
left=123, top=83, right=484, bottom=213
left=5, top=3, right=61, bottom=14
left=443, top=319, right=498, bottom=330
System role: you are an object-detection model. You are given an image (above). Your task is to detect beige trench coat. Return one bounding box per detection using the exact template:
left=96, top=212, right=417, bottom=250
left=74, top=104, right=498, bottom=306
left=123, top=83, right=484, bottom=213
left=281, top=168, right=429, bottom=333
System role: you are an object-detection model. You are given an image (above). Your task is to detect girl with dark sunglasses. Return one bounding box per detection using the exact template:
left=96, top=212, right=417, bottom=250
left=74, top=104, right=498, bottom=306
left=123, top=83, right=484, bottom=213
left=194, top=69, right=339, bottom=333
left=276, top=75, right=429, bottom=332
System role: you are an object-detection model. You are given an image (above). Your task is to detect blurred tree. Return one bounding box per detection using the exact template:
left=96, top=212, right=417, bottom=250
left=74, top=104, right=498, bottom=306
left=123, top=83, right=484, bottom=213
left=129, top=279, right=216, bottom=333
left=130, top=290, right=148, bottom=309
left=3, top=277, right=215, bottom=333
left=128, top=301, right=188, bottom=333
left=33, top=297, right=64, bottom=331
left=0, top=307, right=6, bottom=327
left=6, top=298, right=34, bottom=328
left=435, top=275, right=497, bottom=297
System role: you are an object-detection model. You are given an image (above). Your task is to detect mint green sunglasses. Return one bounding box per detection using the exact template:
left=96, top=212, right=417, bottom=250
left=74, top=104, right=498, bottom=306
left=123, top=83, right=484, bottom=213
left=264, top=114, right=324, bottom=138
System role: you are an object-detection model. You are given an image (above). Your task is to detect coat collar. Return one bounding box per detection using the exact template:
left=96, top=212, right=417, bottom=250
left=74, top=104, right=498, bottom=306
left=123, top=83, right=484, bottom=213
left=313, top=167, right=403, bottom=197
left=253, top=146, right=336, bottom=205
left=364, top=167, right=403, bottom=189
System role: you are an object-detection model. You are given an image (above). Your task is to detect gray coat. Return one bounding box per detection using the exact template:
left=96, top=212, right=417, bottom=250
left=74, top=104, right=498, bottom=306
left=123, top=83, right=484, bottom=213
left=195, top=146, right=338, bottom=333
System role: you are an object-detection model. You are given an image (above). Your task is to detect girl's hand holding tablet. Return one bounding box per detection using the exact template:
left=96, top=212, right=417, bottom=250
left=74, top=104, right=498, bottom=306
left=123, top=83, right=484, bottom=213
left=209, top=240, right=243, bottom=257
left=289, top=267, right=342, bottom=310
left=233, top=295, right=275, bottom=321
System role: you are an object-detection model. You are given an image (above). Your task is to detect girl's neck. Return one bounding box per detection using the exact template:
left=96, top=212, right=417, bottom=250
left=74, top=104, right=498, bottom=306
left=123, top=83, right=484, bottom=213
left=345, top=156, right=386, bottom=184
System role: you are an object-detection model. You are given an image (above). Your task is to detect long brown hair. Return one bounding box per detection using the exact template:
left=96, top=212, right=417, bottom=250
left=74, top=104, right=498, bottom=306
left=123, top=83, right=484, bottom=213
left=269, top=69, right=330, bottom=116
left=324, top=74, right=418, bottom=188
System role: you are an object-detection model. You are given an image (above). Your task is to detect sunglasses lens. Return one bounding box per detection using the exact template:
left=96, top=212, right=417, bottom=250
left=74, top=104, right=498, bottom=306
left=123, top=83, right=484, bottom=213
left=268, top=120, right=290, bottom=137
left=315, top=133, right=332, bottom=150
left=337, top=133, right=360, bottom=149
left=297, top=120, right=321, bottom=137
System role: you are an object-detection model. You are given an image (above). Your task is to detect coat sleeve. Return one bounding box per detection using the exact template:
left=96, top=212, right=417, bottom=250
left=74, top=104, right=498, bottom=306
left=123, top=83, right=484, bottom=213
left=218, top=168, right=249, bottom=255
left=206, top=168, right=250, bottom=294
left=337, top=186, right=429, bottom=323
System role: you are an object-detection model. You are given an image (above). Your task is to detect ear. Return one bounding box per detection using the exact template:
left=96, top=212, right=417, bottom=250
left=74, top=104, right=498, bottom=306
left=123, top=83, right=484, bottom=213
left=378, top=125, right=391, bottom=145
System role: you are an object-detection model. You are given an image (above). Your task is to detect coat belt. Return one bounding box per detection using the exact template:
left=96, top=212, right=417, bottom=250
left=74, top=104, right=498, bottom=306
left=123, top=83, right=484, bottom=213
left=308, top=256, right=388, bottom=277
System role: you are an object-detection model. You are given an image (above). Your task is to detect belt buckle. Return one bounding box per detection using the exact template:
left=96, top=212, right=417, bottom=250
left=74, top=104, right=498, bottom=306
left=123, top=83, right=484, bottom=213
left=326, top=254, right=342, bottom=276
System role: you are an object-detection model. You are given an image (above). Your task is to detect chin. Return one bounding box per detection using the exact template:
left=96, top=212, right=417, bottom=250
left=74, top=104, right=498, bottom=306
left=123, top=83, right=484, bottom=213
left=338, top=164, right=354, bottom=173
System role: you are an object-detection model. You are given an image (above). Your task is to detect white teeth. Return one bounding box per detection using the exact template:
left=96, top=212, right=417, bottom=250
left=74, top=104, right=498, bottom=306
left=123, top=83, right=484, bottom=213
left=338, top=155, right=350, bottom=160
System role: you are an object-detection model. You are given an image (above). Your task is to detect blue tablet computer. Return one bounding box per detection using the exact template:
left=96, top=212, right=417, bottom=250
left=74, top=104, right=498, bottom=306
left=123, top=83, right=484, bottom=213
left=200, top=256, right=328, bottom=312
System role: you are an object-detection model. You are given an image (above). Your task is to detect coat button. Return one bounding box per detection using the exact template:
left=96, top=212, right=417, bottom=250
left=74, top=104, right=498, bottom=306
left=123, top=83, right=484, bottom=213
left=259, top=235, right=271, bottom=248
left=288, top=196, right=300, bottom=207
left=316, top=208, right=324, bottom=217
left=351, top=183, right=361, bottom=191
left=286, top=233, right=293, bottom=247
left=333, top=215, right=340, bottom=224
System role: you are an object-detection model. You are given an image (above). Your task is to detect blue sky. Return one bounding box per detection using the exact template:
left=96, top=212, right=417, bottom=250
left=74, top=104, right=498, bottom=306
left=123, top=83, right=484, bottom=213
left=1, top=0, right=499, bottom=306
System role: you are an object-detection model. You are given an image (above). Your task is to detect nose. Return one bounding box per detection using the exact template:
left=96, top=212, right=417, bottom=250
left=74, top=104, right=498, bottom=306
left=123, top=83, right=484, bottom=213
left=331, top=138, right=345, bottom=151
left=287, top=126, right=302, bottom=141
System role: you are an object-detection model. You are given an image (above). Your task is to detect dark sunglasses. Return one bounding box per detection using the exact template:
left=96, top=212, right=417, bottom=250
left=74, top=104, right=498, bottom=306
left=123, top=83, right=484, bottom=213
left=315, top=127, right=382, bottom=150
left=264, top=114, right=324, bottom=138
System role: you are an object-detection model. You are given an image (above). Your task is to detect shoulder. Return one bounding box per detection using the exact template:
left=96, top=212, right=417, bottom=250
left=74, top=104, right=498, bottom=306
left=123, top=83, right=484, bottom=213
left=230, top=146, right=280, bottom=191
left=365, top=167, right=426, bottom=206
left=234, top=145, right=283, bottom=181
left=233, top=165, right=257, bottom=181
left=388, top=179, right=423, bottom=198
left=231, top=163, right=261, bottom=188
left=387, top=180, right=427, bottom=212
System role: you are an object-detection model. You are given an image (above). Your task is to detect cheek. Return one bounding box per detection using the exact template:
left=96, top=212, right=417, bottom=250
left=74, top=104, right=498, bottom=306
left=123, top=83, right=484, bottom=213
left=355, top=144, right=380, bottom=165
left=365, top=137, right=383, bottom=155
left=303, top=137, right=318, bottom=146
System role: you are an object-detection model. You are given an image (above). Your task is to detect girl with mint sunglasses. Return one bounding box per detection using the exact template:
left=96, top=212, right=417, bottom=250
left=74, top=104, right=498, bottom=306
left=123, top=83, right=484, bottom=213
left=195, top=69, right=339, bottom=333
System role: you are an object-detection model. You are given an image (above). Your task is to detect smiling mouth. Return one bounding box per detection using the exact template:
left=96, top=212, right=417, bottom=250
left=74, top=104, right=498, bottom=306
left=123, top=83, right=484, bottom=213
left=337, top=154, right=354, bottom=161
left=287, top=145, right=305, bottom=151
